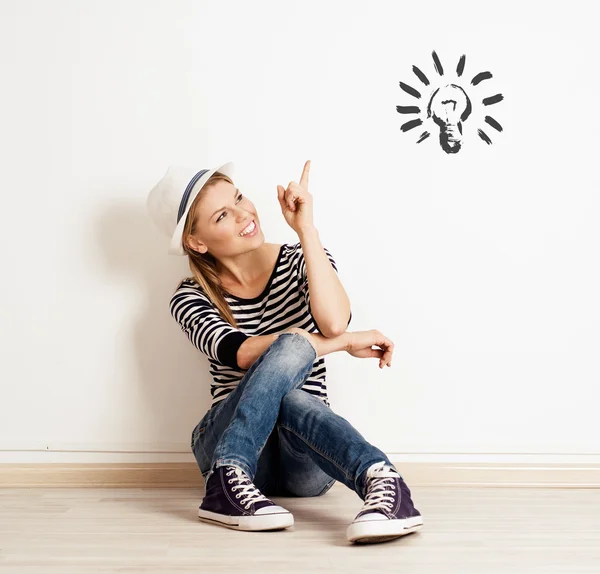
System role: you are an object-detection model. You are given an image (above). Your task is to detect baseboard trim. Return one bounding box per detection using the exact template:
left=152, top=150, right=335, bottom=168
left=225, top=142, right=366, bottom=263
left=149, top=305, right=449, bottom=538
left=1, top=461, right=599, bottom=488
left=0, top=463, right=201, bottom=488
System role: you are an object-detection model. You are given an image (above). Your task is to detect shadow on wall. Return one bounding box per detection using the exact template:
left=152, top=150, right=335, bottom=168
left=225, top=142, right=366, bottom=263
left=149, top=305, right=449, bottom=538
left=95, top=197, right=212, bottom=453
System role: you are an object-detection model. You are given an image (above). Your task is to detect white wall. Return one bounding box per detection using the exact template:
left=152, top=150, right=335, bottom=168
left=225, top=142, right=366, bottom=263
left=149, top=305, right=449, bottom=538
left=1, top=0, right=598, bottom=464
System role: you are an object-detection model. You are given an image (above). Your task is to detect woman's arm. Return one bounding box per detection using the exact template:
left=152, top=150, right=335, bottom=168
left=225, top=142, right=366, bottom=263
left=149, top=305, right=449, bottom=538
left=298, top=226, right=351, bottom=337
left=237, top=328, right=350, bottom=371
left=296, top=329, right=350, bottom=359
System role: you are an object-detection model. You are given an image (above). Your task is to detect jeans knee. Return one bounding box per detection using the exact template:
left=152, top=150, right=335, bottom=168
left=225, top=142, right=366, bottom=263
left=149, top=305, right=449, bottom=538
left=281, top=388, right=326, bottom=420
left=275, top=332, right=316, bottom=364
left=281, top=388, right=310, bottom=408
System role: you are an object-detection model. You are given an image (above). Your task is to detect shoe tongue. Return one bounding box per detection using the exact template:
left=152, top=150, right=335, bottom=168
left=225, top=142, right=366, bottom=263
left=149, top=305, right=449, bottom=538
left=233, top=467, right=250, bottom=482
left=369, top=463, right=400, bottom=479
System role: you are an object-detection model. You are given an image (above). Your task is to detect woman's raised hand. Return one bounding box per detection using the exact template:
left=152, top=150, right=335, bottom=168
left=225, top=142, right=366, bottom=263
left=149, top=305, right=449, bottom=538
left=277, top=160, right=315, bottom=234
left=345, top=330, right=395, bottom=369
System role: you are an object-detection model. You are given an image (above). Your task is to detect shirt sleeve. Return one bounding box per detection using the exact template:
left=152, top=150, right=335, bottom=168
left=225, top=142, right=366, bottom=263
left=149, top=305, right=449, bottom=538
left=296, top=243, right=352, bottom=331
left=169, top=283, right=250, bottom=370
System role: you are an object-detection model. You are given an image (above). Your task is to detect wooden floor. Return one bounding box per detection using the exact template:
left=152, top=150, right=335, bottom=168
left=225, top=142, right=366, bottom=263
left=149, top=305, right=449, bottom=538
left=1, top=483, right=599, bottom=573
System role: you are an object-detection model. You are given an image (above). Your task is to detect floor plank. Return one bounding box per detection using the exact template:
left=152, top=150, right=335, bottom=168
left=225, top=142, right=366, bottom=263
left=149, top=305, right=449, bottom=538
left=1, top=484, right=599, bottom=573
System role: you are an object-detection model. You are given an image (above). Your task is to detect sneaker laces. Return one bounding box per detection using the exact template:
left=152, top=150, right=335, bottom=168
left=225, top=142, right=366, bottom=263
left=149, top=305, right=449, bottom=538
left=360, top=461, right=400, bottom=514
left=226, top=467, right=270, bottom=509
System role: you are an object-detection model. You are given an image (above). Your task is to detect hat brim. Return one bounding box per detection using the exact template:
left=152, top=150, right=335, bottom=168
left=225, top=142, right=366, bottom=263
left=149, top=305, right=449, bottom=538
left=169, top=161, right=236, bottom=256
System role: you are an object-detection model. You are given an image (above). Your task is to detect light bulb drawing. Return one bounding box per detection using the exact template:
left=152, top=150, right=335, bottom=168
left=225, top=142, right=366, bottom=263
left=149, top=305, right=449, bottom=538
left=427, top=84, right=472, bottom=154
left=396, top=51, right=504, bottom=154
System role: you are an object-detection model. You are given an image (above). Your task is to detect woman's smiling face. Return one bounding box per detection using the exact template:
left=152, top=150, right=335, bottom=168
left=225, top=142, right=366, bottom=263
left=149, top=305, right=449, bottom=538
left=187, top=179, right=262, bottom=254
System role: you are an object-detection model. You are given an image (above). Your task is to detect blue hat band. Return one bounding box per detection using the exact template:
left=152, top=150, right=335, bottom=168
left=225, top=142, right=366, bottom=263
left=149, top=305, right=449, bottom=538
left=177, top=169, right=210, bottom=224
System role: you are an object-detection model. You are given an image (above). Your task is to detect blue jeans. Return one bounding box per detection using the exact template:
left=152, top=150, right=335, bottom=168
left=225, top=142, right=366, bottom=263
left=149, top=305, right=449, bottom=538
left=191, top=332, right=394, bottom=500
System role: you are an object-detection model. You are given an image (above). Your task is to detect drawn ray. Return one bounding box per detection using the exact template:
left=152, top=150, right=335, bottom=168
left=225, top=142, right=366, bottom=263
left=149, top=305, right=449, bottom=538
left=416, top=131, right=430, bottom=143
left=456, top=55, right=466, bottom=77
left=483, top=93, right=504, bottom=105
left=412, top=65, right=430, bottom=86
left=472, top=71, right=493, bottom=85
left=484, top=116, right=503, bottom=132
left=401, top=118, right=423, bottom=132
left=432, top=50, right=444, bottom=75
left=396, top=105, right=421, bottom=114
left=478, top=129, right=492, bottom=144
left=399, top=82, right=422, bottom=99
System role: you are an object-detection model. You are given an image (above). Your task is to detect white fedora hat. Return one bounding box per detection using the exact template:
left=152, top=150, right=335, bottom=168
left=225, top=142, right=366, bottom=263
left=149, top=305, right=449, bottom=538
left=147, top=161, right=235, bottom=256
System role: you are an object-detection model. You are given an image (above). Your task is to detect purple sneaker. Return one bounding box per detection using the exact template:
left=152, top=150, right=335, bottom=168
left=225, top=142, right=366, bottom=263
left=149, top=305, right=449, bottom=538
left=347, top=461, right=424, bottom=544
left=198, top=465, right=294, bottom=531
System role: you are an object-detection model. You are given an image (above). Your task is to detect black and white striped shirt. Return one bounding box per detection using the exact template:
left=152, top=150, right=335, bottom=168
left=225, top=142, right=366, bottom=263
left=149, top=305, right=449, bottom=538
left=169, top=242, right=352, bottom=410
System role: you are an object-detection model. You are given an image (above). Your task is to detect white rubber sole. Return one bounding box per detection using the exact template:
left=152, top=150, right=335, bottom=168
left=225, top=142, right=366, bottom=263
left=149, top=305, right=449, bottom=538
left=346, top=514, right=424, bottom=544
left=198, top=507, right=294, bottom=532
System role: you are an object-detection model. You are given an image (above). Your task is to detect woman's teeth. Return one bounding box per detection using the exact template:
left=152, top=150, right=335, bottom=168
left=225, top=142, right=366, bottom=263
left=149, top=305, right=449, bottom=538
left=239, top=220, right=256, bottom=236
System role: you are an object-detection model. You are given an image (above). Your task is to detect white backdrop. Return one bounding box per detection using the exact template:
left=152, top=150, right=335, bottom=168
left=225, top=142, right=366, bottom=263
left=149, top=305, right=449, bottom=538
left=1, top=0, right=598, bottom=463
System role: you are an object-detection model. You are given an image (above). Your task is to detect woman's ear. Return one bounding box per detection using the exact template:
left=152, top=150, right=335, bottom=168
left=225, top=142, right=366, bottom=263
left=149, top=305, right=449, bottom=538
left=186, top=235, right=208, bottom=255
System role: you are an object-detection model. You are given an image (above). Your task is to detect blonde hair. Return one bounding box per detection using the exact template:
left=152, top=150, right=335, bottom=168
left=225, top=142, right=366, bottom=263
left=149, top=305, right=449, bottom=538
left=177, top=171, right=239, bottom=327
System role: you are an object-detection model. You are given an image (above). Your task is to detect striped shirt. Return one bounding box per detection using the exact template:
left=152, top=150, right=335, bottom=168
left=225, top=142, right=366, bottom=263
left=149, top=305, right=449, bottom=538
left=169, top=242, right=352, bottom=410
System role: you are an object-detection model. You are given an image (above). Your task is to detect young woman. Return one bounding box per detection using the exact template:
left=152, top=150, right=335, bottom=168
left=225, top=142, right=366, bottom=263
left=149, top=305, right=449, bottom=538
left=146, top=160, right=424, bottom=544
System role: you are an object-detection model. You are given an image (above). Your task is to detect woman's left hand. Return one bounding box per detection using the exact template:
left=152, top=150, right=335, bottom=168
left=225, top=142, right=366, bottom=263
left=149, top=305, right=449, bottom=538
left=277, top=160, right=314, bottom=234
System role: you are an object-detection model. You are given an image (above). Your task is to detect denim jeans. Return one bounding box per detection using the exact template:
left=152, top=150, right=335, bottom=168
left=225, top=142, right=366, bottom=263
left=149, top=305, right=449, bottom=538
left=191, top=332, right=394, bottom=500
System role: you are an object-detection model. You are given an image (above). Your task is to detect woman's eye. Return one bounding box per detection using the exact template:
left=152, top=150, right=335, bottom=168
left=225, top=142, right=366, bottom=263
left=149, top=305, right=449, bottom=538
left=217, top=194, right=243, bottom=222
